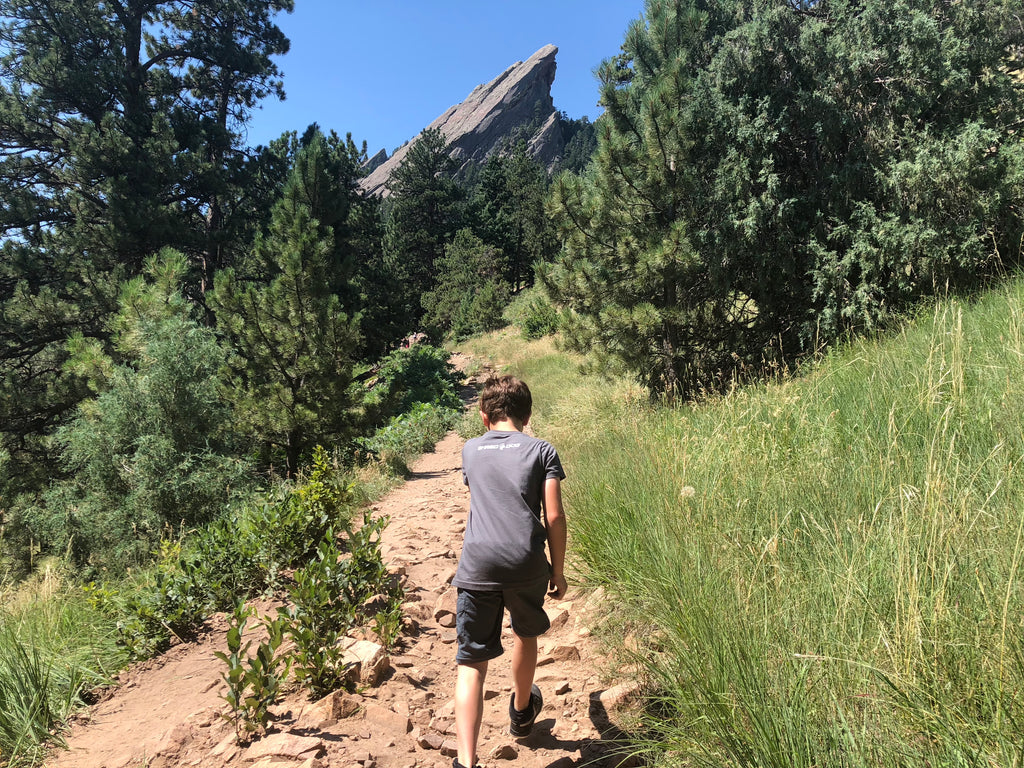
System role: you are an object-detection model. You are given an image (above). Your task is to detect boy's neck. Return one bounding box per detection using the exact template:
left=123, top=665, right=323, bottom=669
left=482, top=414, right=526, bottom=432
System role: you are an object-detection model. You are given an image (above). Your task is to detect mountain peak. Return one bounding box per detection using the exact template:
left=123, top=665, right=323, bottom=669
left=360, top=45, right=563, bottom=197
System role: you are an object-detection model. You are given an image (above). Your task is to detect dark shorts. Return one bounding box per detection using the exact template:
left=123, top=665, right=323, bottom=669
left=455, top=579, right=551, bottom=664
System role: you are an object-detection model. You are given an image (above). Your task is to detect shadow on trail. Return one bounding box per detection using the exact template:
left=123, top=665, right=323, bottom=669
left=513, top=692, right=647, bottom=768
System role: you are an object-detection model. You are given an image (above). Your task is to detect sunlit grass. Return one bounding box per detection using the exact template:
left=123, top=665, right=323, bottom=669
left=0, top=565, right=126, bottom=767
left=472, top=280, right=1024, bottom=766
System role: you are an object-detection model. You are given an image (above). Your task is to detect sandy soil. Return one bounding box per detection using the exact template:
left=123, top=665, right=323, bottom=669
left=45, top=363, right=637, bottom=768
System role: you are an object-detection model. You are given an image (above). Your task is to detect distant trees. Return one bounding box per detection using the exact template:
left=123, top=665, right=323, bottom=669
left=383, top=128, right=466, bottom=328
left=421, top=229, right=510, bottom=340
left=472, top=143, right=557, bottom=292
left=544, top=0, right=1024, bottom=397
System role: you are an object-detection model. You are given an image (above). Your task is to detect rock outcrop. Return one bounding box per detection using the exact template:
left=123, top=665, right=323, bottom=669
left=360, top=44, right=563, bottom=197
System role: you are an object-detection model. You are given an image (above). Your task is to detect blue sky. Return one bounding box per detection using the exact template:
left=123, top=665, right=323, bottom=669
left=242, top=1, right=647, bottom=156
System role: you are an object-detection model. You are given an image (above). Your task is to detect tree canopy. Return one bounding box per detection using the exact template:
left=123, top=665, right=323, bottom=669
left=544, top=0, right=1024, bottom=397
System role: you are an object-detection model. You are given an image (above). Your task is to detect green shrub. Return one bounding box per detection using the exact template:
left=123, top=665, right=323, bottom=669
left=355, top=403, right=459, bottom=475
left=215, top=603, right=290, bottom=743
left=503, top=287, right=559, bottom=340
left=30, top=313, right=255, bottom=575
left=359, top=344, right=462, bottom=428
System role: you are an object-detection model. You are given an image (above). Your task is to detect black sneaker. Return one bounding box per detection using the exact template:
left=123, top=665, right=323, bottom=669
left=509, top=683, right=543, bottom=736
left=452, top=760, right=480, bottom=768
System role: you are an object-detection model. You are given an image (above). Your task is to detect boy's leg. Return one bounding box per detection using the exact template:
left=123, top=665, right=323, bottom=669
left=455, top=660, right=488, bottom=768
left=511, top=632, right=538, bottom=710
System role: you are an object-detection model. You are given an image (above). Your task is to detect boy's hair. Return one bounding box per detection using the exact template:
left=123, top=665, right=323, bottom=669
left=479, top=375, right=532, bottom=425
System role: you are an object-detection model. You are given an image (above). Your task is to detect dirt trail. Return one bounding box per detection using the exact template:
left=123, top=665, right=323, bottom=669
left=46, top=370, right=635, bottom=768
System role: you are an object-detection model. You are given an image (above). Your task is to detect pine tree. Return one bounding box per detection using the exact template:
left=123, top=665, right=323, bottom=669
left=421, top=229, right=510, bottom=340
left=383, top=128, right=465, bottom=328
left=0, top=0, right=293, bottom=499
left=213, top=132, right=361, bottom=477
left=472, top=143, right=556, bottom=292
left=545, top=0, right=1024, bottom=397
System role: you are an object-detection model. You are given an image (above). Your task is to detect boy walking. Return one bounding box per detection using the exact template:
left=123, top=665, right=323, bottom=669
left=452, top=375, right=567, bottom=768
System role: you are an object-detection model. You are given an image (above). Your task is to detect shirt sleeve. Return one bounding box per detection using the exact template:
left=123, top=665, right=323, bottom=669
left=543, top=442, right=566, bottom=481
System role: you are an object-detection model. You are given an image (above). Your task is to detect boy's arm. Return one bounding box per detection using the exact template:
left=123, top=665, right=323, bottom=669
left=543, top=477, right=567, bottom=599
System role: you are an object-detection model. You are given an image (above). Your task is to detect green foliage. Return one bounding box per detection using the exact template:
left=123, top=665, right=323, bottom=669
left=214, top=603, right=291, bottom=743
left=0, top=575, right=125, bottom=767
left=555, top=113, right=599, bottom=175
left=545, top=0, right=1024, bottom=398
left=456, top=408, right=487, bottom=441
left=469, top=144, right=556, bottom=291
left=214, top=131, right=363, bottom=477
left=356, top=403, right=460, bottom=475
left=504, top=287, right=560, bottom=340
left=359, top=344, right=463, bottom=424
left=383, top=127, right=466, bottom=327
left=281, top=537, right=356, bottom=696
left=28, top=253, right=254, bottom=573
left=0, top=0, right=294, bottom=514
left=509, top=277, right=1024, bottom=766
left=421, top=229, right=512, bottom=341
left=282, top=511, right=402, bottom=696
left=89, top=447, right=354, bottom=659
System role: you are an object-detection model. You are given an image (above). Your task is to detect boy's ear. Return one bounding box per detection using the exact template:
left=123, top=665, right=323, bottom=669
left=480, top=410, right=490, bottom=429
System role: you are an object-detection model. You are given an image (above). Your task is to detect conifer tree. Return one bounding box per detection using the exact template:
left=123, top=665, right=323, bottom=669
left=545, top=0, right=1024, bottom=397
left=383, top=128, right=465, bottom=328
left=213, top=133, right=361, bottom=477
left=421, top=229, right=510, bottom=340
left=0, top=0, right=293, bottom=499
left=473, top=144, right=555, bottom=292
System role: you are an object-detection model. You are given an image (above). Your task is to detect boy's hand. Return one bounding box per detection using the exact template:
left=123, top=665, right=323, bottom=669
left=548, top=574, right=567, bottom=600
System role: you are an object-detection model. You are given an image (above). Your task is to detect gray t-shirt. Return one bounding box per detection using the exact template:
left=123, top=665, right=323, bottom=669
left=452, top=429, right=565, bottom=590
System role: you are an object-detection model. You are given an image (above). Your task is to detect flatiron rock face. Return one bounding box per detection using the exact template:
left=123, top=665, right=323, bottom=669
left=360, top=44, right=563, bottom=197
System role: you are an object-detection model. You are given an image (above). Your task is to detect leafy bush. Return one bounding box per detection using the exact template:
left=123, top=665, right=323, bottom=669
left=93, top=447, right=356, bottom=659
left=355, top=403, right=459, bottom=475
left=284, top=510, right=403, bottom=696
left=215, top=603, right=291, bottom=743
left=358, top=344, right=462, bottom=429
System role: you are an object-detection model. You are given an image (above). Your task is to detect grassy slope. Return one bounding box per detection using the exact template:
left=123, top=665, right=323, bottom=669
left=465, top=282, right=1024, bottom=767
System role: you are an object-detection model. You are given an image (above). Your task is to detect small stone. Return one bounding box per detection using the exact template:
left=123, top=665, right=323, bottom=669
left=243, top=733, right=325, bottom=762
left=433, top=589, right=457, bottom=622
left=548, top=644, right=581, bottom=662
left=209, top=733, right=238, bottom=759
left=440, top=739, right=458, bottom=757
left=340, top=639, right=391, bottom=686
left=599, top=680, right=642, bottom=710
left=415, top=731, right=444, bottom=750
left=489, top=744, right=519, bottom=760
left=362, top=701, right=412, bottom=733
left=555, top=681, right=571, bottom=695
left=326, top=691, right=362, bottom=720
left=546, top=608, right=570, bottom=631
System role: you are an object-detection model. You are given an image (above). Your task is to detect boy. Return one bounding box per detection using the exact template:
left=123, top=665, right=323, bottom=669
left=451, top=375, right=567, bottom=768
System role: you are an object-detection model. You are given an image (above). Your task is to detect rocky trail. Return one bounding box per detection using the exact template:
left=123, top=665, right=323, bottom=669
left=45, top=371, right=638, bottom=768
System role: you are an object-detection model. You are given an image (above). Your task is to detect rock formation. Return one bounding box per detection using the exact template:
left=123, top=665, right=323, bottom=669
left=360, top=44, right=564, bottom=197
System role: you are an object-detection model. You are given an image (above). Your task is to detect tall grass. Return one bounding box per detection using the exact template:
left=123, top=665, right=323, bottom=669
left=479, top=281, right=1024, bottom=766
left=0, top=566, right=126, bottom=766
